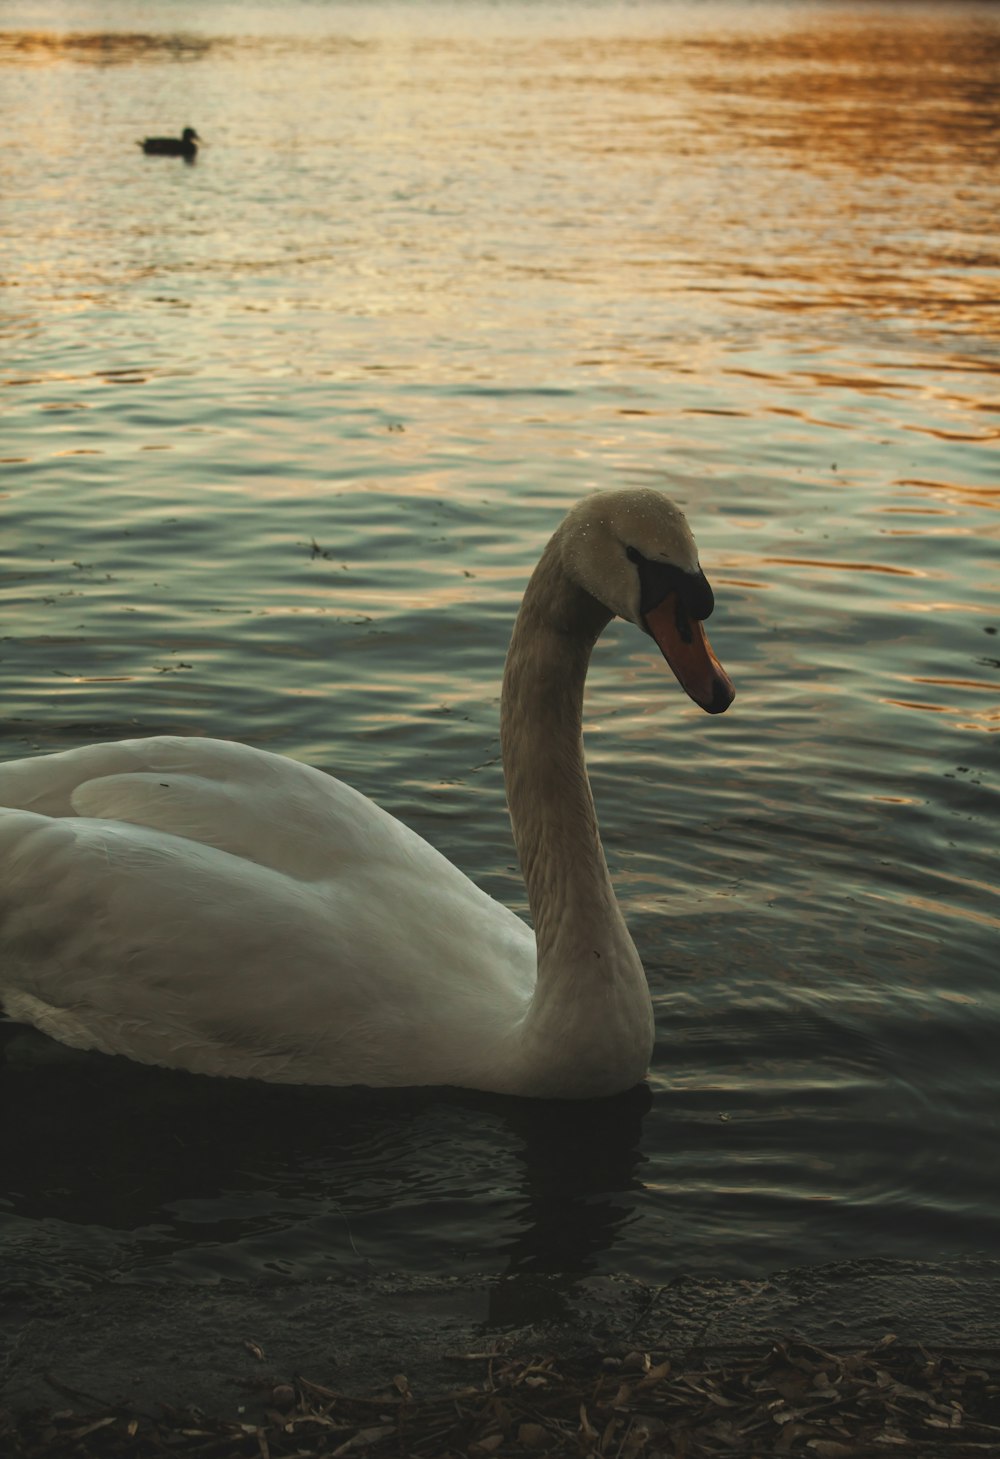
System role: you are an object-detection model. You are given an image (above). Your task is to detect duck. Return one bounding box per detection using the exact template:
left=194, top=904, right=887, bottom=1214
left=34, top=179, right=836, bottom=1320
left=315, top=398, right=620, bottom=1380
left=139, top=127, right=200, bottom=159
left=0, top=489, right=734, bottom=1099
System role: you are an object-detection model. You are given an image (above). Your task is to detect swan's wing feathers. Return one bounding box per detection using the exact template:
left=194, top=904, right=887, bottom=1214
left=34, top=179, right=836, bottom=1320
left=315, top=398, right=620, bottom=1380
left=0, top=736, right=275, bottom=816
left=0, top=735, right=337, bottom=811
left=1, top=735, right=416, bottom=879
left=0, top=803, right=534, bottom=1084
left=0, top=806, right=320, bottom=976
left=70, top=771, right=337, bottom=880
left=69, top=761, right=454, bottom=883
left=0, top=806, right=374, bottom=1076
left=0, top=735, right=539, bottom=1087
left=0, top=739, right=155, bottom=816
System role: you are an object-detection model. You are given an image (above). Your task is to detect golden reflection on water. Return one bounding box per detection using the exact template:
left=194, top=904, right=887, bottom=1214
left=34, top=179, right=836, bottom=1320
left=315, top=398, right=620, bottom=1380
left=0, top=30, right=212, bottom=66
left=894, top=601, right=997, bottom=617
left=899, top=480, right=1000, bottom=510
left=684, top=13, right=1000, bottom=165
left=765, top=557, right=928, bottom=579
left=868, top=889, right=1000, bottom=936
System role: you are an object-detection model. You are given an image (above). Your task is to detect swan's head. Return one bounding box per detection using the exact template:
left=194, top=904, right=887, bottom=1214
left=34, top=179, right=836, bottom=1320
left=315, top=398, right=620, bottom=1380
left=562, top=487, right=735, bottom=715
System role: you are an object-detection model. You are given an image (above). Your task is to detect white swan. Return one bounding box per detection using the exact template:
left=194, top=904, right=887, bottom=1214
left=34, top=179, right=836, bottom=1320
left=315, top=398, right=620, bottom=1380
left=0, top=488, right=733, bottom=1099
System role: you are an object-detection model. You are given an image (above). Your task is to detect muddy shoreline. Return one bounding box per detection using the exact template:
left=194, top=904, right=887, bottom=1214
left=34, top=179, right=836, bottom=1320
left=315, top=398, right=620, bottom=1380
left=3, top=1258, right=998, bottom=1420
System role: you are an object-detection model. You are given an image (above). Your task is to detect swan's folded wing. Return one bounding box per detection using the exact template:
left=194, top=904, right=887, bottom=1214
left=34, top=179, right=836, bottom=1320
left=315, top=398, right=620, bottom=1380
left=0, top=736, right=274, bottom=817
left=69, top=769, right=394, bottom=881
left=0, top=806, right=386, bottom=1079
left=1, top=735, right=423, bottom=878
left=0, top=739, right=155, bottom=817
left=1, top=736, right=538, bottom=1085
left=0, top=736, right=332, bottom=811
left=0, top=796, right=536, bottom=1085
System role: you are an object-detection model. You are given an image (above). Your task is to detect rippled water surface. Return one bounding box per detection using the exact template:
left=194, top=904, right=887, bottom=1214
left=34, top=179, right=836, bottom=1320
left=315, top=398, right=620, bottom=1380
left=1, top=0, right=999, bottom=1298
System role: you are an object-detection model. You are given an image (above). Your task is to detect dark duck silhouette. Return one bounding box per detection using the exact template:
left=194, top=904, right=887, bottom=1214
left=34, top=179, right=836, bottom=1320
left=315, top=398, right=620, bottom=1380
left=139, top=127, right=200, bottom=160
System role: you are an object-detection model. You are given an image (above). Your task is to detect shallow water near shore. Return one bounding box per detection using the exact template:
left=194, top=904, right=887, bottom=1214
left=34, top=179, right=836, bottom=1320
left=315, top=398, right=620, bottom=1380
left=1, top=0, right=999, bottom=1311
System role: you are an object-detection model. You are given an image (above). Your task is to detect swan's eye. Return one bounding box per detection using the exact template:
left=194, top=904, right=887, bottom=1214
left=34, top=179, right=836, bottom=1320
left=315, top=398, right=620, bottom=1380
left=627, top=544, right=715, bottom=621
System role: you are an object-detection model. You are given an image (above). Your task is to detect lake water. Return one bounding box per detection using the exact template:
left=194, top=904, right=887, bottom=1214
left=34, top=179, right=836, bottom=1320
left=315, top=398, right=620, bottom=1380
left=1, top=0, right=998, bottom=1305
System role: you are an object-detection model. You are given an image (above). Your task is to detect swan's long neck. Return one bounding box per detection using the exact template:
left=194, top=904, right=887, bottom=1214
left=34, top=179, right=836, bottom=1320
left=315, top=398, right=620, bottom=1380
left=499, top=532, right=654, bottom=1096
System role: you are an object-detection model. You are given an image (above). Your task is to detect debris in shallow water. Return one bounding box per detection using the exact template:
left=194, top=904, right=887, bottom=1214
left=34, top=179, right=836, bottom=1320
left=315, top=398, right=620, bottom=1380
left=3, top=1339, right=1000, bottom=1457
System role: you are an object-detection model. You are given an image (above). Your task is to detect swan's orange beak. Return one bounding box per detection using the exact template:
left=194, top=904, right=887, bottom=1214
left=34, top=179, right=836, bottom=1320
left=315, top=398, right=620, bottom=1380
left=643, top=593, right=735, bottom=715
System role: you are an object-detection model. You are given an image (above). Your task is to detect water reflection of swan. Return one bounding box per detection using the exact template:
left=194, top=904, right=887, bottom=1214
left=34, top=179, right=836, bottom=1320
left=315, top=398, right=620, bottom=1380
left=0, top=489, right=733, bottom=1098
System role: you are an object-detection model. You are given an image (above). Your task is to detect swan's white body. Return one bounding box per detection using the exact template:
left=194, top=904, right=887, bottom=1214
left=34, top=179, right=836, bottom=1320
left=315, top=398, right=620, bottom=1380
left=0, top=489, right=733, bottom=1098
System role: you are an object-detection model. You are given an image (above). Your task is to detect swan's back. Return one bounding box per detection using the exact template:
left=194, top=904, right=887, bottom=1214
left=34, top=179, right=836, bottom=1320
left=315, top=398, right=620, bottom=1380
left=1, top=736, right=402, bottom=874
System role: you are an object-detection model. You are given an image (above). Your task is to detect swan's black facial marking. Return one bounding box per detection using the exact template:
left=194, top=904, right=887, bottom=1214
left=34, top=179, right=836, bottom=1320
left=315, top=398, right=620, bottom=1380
left=626, top=545, right=715, bottom=643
